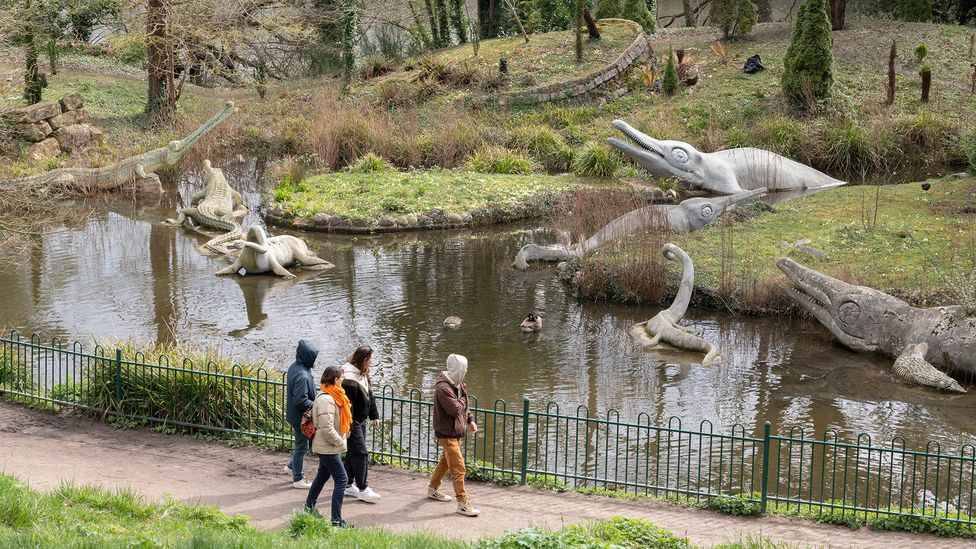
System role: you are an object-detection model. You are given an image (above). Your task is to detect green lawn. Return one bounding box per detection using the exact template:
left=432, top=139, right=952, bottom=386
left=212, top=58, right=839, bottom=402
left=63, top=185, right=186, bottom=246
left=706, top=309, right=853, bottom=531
left=270, top=170, right=624, bottom=223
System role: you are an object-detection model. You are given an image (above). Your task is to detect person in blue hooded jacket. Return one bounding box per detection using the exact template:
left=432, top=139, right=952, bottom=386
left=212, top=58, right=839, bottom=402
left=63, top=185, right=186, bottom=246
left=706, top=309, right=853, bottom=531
left=284, top=339, right=318, bottom=488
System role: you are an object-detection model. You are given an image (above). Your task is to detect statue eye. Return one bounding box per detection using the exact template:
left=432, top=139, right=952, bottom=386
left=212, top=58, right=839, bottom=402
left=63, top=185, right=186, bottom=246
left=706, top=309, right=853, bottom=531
left=838, top=301, right=861, bottom=325
left=671, top=148, right=689, bottom=164
left=700, top=205, right=713, bottom=217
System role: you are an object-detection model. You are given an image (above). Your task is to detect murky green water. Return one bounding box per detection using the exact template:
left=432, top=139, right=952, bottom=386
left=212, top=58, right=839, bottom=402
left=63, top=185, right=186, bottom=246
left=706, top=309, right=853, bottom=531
left=1, top=159, right=973, bottom=452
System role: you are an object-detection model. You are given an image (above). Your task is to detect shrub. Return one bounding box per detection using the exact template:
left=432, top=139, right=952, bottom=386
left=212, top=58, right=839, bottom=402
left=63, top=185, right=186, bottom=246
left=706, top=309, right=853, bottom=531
left=914, top=43, right=929, bottom=63
left=753, top=115, right=804, bottom=157
left=468, top=146, right=534, bottom=175
left=816, top=117, right=876, bottom=174
left=106, top=34, right=147, bottom=66
left=781, top=0, right=834, bottom=106
left=702, top=494, right=763, bottom=516
left=477, top=518, right=691, bottom=549
left=896, top=0, right=933, bottom=22
left=506, top=125, right=575, bottom=172
left=574, top=143, right=621, bottom=178
left=662, top=47, right=680, bottom=96
left=359, top=55, right=394, bottom=80
left=378, top=80, right=418, bottom=108
left=347, top=152, right=391, bottom=173
left=710, top=0, right=757, bottom=39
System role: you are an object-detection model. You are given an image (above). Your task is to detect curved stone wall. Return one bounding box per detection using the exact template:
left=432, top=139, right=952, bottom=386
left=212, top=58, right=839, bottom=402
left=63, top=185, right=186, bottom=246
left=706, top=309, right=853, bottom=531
left=498, top=19, right=652, bottom=106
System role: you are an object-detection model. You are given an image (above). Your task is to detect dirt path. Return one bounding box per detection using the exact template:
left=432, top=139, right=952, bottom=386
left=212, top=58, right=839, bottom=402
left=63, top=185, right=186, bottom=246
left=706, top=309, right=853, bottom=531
left=0, top=401, right=971, bottom=548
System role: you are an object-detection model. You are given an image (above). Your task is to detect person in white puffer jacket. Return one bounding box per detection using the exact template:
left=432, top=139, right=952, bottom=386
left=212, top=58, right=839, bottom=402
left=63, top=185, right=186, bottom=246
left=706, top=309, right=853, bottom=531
left=341, top=345, right=382, bottom=503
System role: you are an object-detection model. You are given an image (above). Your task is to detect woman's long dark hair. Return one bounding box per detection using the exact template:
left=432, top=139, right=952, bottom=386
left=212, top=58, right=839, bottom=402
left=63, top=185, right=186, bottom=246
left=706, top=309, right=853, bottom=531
left=347, top=345, right=373, bottom=384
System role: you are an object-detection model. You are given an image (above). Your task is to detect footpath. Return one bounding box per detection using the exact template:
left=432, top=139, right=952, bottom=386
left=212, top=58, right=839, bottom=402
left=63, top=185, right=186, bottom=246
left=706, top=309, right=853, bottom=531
left=0, top=401, right=971, bottom=548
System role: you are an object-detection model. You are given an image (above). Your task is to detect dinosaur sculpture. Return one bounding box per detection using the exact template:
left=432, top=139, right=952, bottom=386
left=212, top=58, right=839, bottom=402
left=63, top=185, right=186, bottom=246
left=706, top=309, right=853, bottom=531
left=776, top=257, right=974, bottom=393
left=631, top=244, right=720, bottom=365
left=0, top=101, right=236, bottom=193
left=607, top=120, right=846, bottom=195
left=513, top=187, right=766, bottom=270
left=217, top=225, right=333, bottom=279
left=165, top=159, right=246, bottom=254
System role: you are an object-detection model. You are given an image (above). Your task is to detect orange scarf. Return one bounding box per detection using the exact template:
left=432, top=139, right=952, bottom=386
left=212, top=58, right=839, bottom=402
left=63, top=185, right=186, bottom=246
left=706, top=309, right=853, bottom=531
left=321, top=383, right=352, bottom=436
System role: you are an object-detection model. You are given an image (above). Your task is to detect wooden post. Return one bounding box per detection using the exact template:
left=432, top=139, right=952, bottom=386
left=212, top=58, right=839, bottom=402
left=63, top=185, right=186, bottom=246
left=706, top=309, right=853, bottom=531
left=885, top=40, right=896, bottom=106
left=920, top=65, right=931, bottom=103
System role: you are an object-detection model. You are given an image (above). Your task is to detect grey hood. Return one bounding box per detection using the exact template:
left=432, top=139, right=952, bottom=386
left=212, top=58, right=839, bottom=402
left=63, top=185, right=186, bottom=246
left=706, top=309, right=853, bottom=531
left=442, top=353, right=468, bottom=386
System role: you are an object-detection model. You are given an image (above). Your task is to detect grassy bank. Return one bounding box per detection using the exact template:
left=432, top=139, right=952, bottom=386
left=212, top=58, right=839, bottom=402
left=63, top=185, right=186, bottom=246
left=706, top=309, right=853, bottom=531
left=268, top=170, right=632, bottom=231
left=571, top=178, right=976, bottom=313
left=0, top=472, right=708, bottom=548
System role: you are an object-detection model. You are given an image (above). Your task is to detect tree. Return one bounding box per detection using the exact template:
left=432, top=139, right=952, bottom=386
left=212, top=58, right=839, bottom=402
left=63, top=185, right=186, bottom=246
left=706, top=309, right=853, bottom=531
left=450, top=0, right=467, bottom=43
left=755, top=0, right=772, bottom=22
left=781, top=0, right=833, bottom=106
left=896, top=0, right=933, bottom=21
left=598, top=0, right=622, bottom=18
left=622, top=0, right=655, bottom=32
left=662, top=46, right=679, bottom=95
left=710, top=0, right=756, bottom=39
left=829, top=0, right=846, bottom=29
left=435, top=0, right=450, bottom=47
left=682, top=0, right=698, bottom=26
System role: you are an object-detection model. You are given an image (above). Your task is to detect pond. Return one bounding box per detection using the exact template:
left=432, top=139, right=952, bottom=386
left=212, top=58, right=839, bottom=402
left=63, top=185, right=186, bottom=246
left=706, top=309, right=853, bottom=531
left=1, top=158, right=973, bottom=454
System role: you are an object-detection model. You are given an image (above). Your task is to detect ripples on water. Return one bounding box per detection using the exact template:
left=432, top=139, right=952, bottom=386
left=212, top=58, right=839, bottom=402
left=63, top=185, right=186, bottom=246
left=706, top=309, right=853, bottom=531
left=1, top=159, right=973, bottom=450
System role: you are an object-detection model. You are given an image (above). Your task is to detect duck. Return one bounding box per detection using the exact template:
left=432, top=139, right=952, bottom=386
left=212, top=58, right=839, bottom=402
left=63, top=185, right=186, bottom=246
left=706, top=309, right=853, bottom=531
left=443, top=316, right=462, bottom=330
left=519, top=313, right=542, bottom=333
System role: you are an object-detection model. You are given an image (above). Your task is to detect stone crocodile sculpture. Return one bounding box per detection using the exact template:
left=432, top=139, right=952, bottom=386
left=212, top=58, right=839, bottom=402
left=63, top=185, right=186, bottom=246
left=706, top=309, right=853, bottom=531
left=217, top=225, right=333, bottom=279
left=165, top=159, right=246, bottom=254
left=513, top=187, right=766, bottom=270
left=631, top=244, right=720, bottom=365
left=607, top=120, right=846, bottom=195
left=776, top=257, right=974, bottom=393
left=0, top=101, right=236, bottom=193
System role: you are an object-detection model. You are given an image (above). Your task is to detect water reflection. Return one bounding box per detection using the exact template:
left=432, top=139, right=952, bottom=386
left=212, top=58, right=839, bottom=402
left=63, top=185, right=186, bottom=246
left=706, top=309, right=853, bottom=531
left=1, top=160, right=974, bottom=453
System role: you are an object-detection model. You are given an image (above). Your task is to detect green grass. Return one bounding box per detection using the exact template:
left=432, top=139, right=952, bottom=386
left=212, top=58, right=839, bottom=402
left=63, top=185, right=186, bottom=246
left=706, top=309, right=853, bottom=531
left=270, top=170, right=621, bottom=222
left=584, top=178, right=976, bottom=310
left=0, top=472, right=703, bottom=548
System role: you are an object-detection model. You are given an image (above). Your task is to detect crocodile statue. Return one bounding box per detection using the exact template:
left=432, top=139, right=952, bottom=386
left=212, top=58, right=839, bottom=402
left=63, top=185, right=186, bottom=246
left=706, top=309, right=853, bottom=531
left=164, top=159, right=246, bottom=254
left=607, top=120, right=846, bottom=195
left=631, top=244, right=720, bottom=365
left=513, top=187, right=766, bottom=270
left=217, top=225, right=334, bottom=279
left=0, top=101, right=236, bottom=193
left=776, top=257, right=974, bottom=393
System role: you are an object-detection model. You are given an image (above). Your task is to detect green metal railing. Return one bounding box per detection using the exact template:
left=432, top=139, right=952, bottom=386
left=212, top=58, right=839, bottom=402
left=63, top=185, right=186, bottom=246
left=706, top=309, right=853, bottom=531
left=2, top=330, right=975, bottom=526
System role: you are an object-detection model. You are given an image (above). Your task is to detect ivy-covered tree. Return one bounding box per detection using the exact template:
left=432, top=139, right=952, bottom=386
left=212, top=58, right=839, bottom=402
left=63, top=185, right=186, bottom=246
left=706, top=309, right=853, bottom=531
left=450, top=0, right=467, bottom=43
left=709, top=0, right=756, bottom=39
left=896, top=0, right=933, bottom=21
left=781, top=0, right=833, bottom=106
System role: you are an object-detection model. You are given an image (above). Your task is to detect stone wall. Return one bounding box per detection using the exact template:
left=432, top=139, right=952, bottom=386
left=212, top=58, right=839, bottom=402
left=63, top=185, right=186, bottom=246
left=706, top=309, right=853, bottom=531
left=5, top=94, right=103, bottom=161
left=498, top=19, right=652, bottom=107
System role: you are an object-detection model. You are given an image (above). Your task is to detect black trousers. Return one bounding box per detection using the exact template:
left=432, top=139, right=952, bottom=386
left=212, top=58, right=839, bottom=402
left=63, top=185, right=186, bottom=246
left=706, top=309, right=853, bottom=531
left=343, top=420, right=369, bottom=490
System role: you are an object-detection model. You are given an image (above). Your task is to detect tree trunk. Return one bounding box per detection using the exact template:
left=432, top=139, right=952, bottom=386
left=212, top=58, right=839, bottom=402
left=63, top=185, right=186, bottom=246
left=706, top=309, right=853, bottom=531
left=829, top=0, right=846, bottom=30
left=755, top=0, right=772, bottom=23
left=450, top=0, right=467, bottom=44
left=885, top=40, right=896, bottom=106
left=146, top=0, right=175, bottom=122
left=341, top=1, right=356, bottom=89
left=435, top=0, right=450, bottom=47
left=583, top=8, right=602, bottom=39
left=46, top=37, right=58, bottom=76
left=575, top=0, right=583, bottom=62
left=920, top=66, right=931, bottom=102
left=424, top=0, right=440, bottom=47
left=488, top=0, right=496, bottom=38
left=24, top=36, right=42, bottom=104
left=682, top=0, right=697, bottom=26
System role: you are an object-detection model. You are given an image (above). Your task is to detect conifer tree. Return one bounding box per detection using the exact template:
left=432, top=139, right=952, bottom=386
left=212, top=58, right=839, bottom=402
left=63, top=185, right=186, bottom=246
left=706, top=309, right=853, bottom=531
left=781, top=0, right=833, bottom=106
left=896, top=0, right=932, bottom=22
left=710, top=0, right=756, bottom=39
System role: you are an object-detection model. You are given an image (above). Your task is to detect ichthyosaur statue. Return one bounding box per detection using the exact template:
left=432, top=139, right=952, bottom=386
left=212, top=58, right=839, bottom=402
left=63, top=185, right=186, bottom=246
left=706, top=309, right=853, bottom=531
left=217, top=225, right=334, bottom=279
left=776, top=257, right=974, bottom=393
left=608, top=120, right=846, bottom=195
left=631, top=244, right=720, bottom=365
left=513, top=187, right=766, bottom=270
left=0, top=101, right=236, bottom=193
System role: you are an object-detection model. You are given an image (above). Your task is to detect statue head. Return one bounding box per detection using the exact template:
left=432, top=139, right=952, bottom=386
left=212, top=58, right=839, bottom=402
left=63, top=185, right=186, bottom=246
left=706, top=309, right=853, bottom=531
left=608, top=120, right=744, bottom=194
left=776, top=257, right=916, bottom=352
left=164, top=140, right=183, bottom=164
left=667, top=187, right=767, bottom=232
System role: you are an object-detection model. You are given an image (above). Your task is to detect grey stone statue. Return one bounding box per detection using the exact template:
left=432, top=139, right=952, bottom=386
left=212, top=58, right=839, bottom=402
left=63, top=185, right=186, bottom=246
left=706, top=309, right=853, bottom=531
left=608, top=120, right=846, bottom=195
left=777, top=257, right=974, bottom=393
left=0, top=101, right=236, bottom=193
left=513, top=187, right=766, bottom=270
left=164, top=159, right=246, bottom=254
left=217, top=225, right=333, bottom=279
left=631, top=244, right=720, bottom=365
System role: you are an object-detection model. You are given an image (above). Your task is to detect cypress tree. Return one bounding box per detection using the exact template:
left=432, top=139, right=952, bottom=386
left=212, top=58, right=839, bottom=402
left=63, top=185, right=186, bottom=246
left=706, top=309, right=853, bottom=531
left=781, top=0, right=833, bottom=106
left=662, top=45, right=679, bottom=95
left=622, top=0, right=655, bottom=32
left=896, top=0, right=932, bottom=22
left=598, top=0, right=622, bottom=18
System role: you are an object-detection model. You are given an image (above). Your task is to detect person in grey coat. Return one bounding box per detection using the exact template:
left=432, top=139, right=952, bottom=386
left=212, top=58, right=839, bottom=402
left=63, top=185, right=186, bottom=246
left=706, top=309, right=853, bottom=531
left=284, top=339, right=318, bottom=488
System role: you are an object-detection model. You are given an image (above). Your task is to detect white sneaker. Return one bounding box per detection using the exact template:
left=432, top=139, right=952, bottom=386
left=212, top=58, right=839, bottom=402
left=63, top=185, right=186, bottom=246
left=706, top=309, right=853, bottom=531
left=356, top=487, right=381, bottom=502
left=427, top=486, right=452, bottom=502
left=283, top=464, right=294, bottom=475
left=292, top=478, right=312, bottom=489
left=456, top=500, right=481, bottom=517
left=344, top=485, right=360, bottom=498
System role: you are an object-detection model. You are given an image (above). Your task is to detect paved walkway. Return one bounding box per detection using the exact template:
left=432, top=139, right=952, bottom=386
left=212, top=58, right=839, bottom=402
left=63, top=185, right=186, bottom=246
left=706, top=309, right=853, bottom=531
left=0, top=401, right=971, bottom=548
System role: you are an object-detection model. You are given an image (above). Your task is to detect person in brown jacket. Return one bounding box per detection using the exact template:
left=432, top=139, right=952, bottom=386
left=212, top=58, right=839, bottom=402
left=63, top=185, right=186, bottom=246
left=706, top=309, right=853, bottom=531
left=427, top=353, right=481, bottom=516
